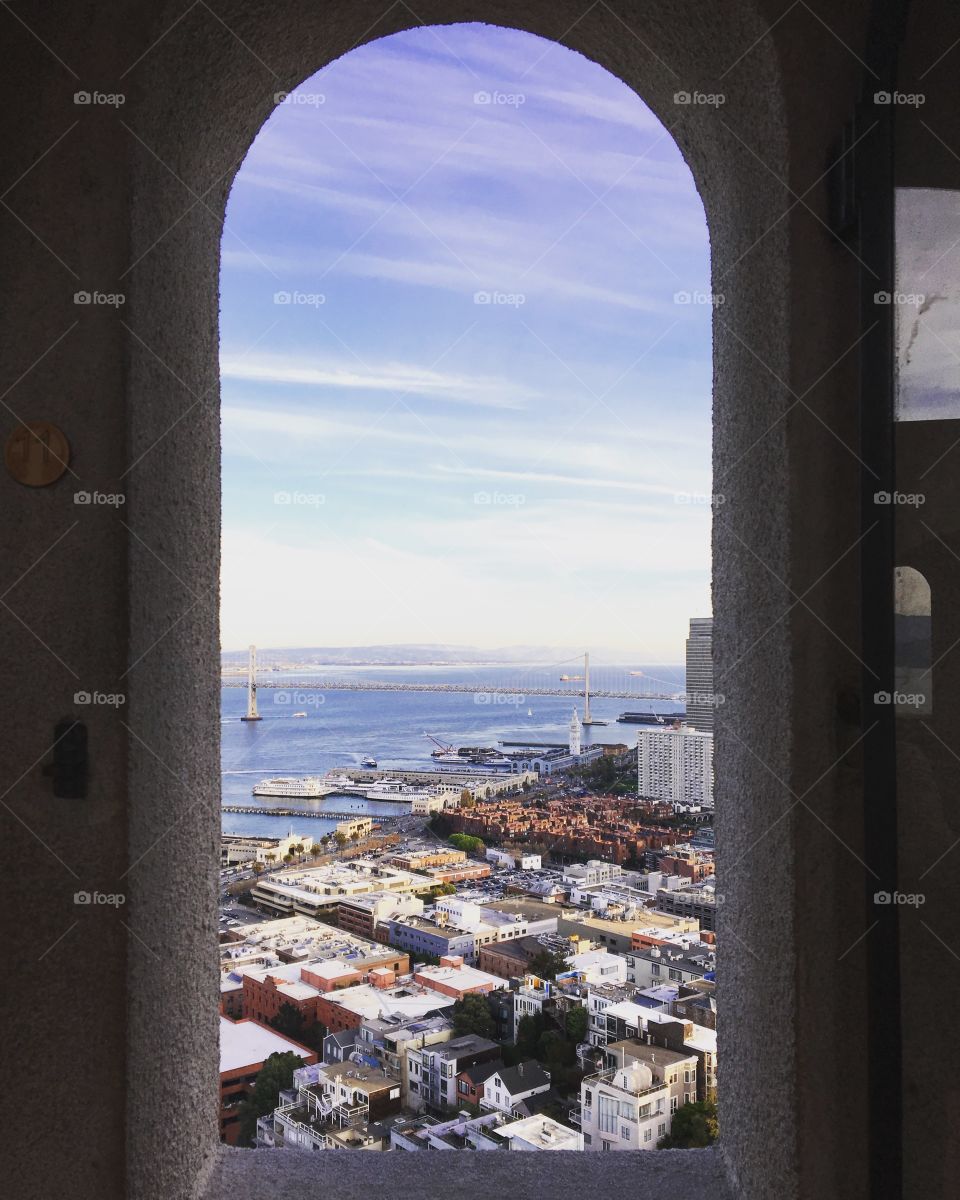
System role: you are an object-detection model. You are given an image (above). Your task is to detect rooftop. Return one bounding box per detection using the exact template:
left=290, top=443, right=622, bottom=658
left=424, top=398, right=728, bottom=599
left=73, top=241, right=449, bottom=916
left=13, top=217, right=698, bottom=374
left=457, top=1060, right=502, bottom=1086
left=429, top=1034, right=500, bottom=1061
left=496, top=1114, right=582, bottom=1151
left=489, top=1060, right=551, bottom=1094
left=219, top=1016, right=313, bottom=1075
left=316, top=1061, right=399, bottom=1091
left=607, top=1038, right=698, bottom=1070
left=321, top=981, right=456, bottom=1022
left=223, top=915, right=391, bottom=963
left=415, top=962, right=505, bottom=992
left=480, top=897, right=564, bottom=923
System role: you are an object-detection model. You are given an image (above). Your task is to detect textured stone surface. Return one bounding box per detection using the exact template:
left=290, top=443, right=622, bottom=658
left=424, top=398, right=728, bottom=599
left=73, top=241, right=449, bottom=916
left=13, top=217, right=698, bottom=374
left=207, top=1145, right=731, bottom=1198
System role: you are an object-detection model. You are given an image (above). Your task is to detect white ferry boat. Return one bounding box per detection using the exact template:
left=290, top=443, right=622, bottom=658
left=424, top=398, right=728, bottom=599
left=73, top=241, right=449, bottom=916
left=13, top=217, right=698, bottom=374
left=365, top=778, right=440, bottom=803
left=361, top=755, right=378, bottom=768
left=323, top=773, right=360, bottom=792
left=252, top=776, right=328, bottom=798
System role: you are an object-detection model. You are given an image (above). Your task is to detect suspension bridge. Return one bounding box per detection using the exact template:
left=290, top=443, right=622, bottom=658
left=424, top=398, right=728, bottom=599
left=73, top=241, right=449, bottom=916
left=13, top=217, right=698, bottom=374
left=223, top=648, right=683, bottom=710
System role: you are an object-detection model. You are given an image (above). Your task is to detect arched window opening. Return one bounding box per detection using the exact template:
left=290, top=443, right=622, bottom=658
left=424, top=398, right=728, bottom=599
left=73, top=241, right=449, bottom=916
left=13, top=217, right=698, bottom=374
left=216, top=23, right=716, bottom=1157
left=893, top=565, right=932, bottom=716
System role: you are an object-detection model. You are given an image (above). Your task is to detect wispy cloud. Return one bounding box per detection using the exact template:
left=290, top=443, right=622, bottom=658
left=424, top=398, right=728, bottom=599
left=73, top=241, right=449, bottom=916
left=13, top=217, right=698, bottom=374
left=220, top=353, right=532, bottom=408
left=219, top=24, right=712, bottom=653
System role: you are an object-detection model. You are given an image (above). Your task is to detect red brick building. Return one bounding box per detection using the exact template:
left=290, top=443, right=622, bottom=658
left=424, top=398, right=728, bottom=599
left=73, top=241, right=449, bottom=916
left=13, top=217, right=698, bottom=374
left=219, top=1016, right=316, bottom=1144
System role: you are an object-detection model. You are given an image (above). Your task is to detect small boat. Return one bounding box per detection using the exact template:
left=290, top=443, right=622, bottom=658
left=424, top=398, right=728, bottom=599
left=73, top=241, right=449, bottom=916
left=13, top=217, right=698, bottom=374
left=292, top=711, right=308, bottom=718
left=361, top=756, right=377, bottom=768
left=527, top=708, right=533, bottom=717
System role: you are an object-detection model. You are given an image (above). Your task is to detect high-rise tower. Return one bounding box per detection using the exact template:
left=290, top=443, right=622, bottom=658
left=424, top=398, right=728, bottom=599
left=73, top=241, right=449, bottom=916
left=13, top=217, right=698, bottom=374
left=569, top=707, right=582, bottom=756
left=637, top=723, right=714, bottom=809
left=685, top=617, right=715, bottom=732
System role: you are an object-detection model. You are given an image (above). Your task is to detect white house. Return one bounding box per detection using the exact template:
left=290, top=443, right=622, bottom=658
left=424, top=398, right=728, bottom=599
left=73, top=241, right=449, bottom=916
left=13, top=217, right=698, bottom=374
left=481, top=1062, right=551, bottom=1114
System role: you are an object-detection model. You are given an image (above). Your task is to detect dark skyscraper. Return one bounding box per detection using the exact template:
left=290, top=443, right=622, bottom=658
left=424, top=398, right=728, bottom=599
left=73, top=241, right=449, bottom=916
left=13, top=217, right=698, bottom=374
left=685, top=617, right=714, bottom=732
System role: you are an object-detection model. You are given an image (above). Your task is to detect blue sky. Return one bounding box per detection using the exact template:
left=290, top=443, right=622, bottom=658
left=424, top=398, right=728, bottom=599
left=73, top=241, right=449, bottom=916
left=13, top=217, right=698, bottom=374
left=219, top=23, right=712, bottom=658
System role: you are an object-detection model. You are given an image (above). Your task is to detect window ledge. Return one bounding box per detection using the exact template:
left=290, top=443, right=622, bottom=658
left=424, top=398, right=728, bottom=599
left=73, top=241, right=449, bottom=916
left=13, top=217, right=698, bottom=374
left=203, top=1145, right=732, bottom=1199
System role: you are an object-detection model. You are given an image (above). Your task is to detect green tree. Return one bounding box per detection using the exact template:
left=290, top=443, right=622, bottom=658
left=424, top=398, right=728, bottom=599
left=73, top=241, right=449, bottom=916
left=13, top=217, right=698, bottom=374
left=310, top=843, right=323, bottom=861
left=236, top=1050, right=303, bottom=1146
left=658, top=1100, right=718, bottom=1149
left=350, top=828, right=361, bottom=844
left=320, top=834, right=331, bottom=850
left=515, top=1012, right=546, bottom=1057
left=449, top=833, right=484, bottom=853
left=269, top=1002, right=305, bottom=1041
left=252, top=861, right=265, bottom=877
left=565, top=1004, right=588, bottom=1044
left=459, top=788, right=476, bottom=809
left=526, top=949, right=569, bottom=980
left=451, top=993, right=496, bottom=1040
left=333, top=830, right=347, bottom=850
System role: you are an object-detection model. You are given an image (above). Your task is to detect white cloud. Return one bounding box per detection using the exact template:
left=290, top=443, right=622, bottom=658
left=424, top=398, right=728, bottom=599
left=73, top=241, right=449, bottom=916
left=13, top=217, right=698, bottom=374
left=219, top=25, right=712, bottom=653
left=220, top=353, right=532, bottom=408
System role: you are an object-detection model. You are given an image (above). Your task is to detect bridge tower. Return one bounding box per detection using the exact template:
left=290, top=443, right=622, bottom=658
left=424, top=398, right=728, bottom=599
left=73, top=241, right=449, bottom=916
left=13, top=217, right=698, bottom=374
left=581, top=650, right=609, bottom=726
left=240, top=644, right=262, bottom=721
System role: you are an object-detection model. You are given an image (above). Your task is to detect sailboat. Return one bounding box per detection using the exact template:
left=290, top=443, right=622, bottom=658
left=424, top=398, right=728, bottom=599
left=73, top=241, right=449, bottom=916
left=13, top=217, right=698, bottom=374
left=527, top=708, right=533, bottom=717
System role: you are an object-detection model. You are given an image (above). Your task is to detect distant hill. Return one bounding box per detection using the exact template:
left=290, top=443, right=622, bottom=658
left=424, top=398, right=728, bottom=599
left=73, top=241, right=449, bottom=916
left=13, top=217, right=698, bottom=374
left=221, top=643, right=621, bottom=666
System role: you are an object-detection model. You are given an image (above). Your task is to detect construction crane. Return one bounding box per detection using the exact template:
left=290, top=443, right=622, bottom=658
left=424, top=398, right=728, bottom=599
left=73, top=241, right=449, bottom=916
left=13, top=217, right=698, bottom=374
left=423, top=732, right=454, bottom=755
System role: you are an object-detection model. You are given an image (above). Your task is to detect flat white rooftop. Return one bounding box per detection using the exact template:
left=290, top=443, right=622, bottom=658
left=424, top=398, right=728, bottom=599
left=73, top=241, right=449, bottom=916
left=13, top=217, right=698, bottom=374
left=498, top=1114, right=583, bottom=1151
left=415, top=963, right=504, bottom=992
left=219, top=1016, right=312, bottom=1075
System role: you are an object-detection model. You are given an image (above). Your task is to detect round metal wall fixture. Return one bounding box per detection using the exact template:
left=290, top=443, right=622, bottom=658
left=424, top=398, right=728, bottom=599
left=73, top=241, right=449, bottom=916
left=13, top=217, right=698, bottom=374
left=4, top=421, right=71, bottom=486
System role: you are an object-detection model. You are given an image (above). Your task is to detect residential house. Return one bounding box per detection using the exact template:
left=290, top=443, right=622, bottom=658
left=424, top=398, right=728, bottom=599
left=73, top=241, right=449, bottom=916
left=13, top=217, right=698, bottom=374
left=481, top=1061, right=552, bottom=1115
left=406, top=1034, right=501, bottom=1113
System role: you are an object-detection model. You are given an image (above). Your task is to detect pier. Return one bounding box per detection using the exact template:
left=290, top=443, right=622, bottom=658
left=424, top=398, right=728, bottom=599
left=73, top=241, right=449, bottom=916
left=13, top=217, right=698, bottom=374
left=221, top=805, right=403, bottom=822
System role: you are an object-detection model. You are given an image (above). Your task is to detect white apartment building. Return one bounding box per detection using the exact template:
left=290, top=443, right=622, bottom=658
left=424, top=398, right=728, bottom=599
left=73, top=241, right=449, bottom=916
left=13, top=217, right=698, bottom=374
left=486, top=849, right=542, bottom=870
left=578, top=1062, right=670, bottom=1151
left=625, top=944, right=716, bottom=990
left=250, top=859, right=428, bottom=918
left=564, top=949, right=627, bottom=986
left=563, top=861, right=623, bottom=888
left=637, top=725, right=714, bottom=810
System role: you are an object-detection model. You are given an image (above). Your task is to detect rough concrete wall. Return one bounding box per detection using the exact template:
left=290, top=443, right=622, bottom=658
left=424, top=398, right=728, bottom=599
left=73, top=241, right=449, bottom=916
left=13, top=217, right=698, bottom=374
left=207, top=1144, right=730, bottom=1196
left=0, top=4, right=135, bottom=1199
left=0, top=1, right=902, bottom=1199
left=894, top=3, right=960, bottom=1193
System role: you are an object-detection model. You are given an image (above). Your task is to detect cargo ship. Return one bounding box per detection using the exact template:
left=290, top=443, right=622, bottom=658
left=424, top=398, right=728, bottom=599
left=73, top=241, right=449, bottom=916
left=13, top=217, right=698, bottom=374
left=617, top=711, right=686, bottom=725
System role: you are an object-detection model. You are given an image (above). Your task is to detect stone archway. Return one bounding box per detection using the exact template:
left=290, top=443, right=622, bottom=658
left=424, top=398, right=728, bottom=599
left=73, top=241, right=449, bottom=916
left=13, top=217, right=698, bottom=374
left=121, top=6, right=793, bottom=1198
left=1, top=2, right=888, bottom=1198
